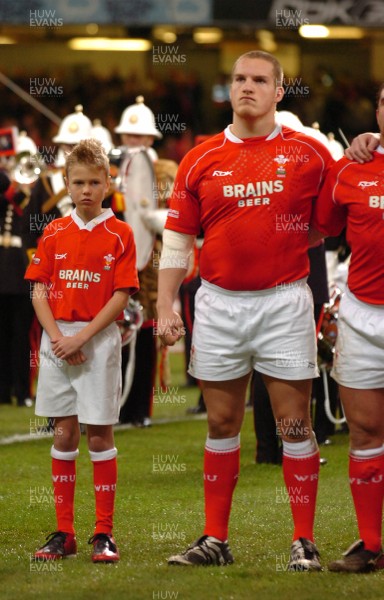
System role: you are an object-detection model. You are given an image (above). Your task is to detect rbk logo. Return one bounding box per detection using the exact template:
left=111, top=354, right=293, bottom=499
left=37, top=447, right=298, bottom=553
left=212, top=170, right=233, bottom=176
left=55, top=253, right=67, bottom=259
left=358, top=181, right=378, bottom=189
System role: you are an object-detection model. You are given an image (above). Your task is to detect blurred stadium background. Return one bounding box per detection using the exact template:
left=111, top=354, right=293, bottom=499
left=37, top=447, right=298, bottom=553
left=0, top=0, right=383, bottom=161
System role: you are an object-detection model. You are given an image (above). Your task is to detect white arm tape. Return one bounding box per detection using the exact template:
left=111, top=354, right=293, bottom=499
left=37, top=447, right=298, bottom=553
left=140, top=208, right=169, bottom=235
left=159, top=229, right=195, bottom=270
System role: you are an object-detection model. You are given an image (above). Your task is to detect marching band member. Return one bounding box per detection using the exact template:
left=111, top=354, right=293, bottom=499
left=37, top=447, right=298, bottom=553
left=114, top=96, right=167, bottom=427
left=0, top=131, right=38, bottom=406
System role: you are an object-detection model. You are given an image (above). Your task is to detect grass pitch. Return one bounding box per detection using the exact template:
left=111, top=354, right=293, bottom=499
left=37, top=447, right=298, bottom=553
left=0, top=353, right=383, bottom=600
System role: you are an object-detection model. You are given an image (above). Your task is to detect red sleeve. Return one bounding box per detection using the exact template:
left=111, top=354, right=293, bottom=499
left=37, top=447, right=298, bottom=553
left=311, top=158, right=349, bottom=236
left=24, top=221, right=56, bottom=284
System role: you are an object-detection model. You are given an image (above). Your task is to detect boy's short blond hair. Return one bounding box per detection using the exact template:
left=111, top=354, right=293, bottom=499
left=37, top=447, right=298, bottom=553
left=65, top=139, right=110, bottom=177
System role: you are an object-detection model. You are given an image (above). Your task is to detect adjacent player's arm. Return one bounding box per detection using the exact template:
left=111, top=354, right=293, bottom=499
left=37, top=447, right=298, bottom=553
left=345, top=132, right=380, bottom=163
left=156, top=229, right=195, bottom=347
left=51, top=289, right=130, bottom=361
left=32, top=281, right=86, bottom=366
left=32, top=281, right=64, bottom=340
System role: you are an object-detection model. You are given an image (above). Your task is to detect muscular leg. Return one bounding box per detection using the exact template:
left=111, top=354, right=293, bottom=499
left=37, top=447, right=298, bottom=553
left=200, top=373, right=251, bottom=541
left=201, top=372, right=251, bottom=438
left=263, top=376, right=312, bottom=442
left=339, top=386, right=384, bottom=553
left=263, top=376, right=320, bottom=544
left=339, top=386, right=384, bottom=449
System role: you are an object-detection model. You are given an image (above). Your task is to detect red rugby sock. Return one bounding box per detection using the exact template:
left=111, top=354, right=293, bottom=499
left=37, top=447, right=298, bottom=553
left=349, top=447, right=384, bottom=553
left=51, top=446, right=78, bottom=535
left=90, top=448, right=118, bottom=535
left=282, top=438, right=320, bottom=542
left=203, top=436, right=240, bottom=541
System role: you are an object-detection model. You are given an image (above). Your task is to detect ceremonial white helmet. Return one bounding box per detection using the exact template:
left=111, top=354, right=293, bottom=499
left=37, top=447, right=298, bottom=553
left=276, top=111, right=336, bottom=154
left=303, top=121, right=331, bottom=149
left=114, top=96, right=162, bottom=139
left=327, top=132, right=345, bottom=161
left=91, top=119, right=114, bottom=153
left=52, top=104, right=92, bottom=144
left=16, top=130, right=38, bottom=154
left=276, top=110, right=305, bottom=132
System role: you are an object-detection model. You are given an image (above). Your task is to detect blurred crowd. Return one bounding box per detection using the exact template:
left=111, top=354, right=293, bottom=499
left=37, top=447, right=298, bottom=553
left=0, top=65, right=379, bottom=163
left=0, top=67, right=204, bottom=163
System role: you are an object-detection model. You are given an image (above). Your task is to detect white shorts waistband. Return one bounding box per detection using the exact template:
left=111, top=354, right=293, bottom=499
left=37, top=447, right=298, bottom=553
left=344, top=287, right=384, bottom=312
left=56, top=320, right=117, bottom=335
left=200, top=278, right=308, bottom=298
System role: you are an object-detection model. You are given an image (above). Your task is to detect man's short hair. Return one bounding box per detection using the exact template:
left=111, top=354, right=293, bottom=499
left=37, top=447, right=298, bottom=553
left=65, top=139, right=109, bottom=177
left=232, top=51, right=284, bottom=87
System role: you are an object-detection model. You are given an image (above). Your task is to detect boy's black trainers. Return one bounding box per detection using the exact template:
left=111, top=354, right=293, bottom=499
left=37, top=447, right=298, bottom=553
left=89, top=533, right=120, bottom=563
left=168, top=535, right=234, bottom=566
left=288, top=537, right=322, bottom=571
left=34, top=531, right=77, bottom=560
left=328, top=540, right=382, bottom=573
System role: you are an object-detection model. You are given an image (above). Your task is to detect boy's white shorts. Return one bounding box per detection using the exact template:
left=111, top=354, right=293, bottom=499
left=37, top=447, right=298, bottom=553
left=188, top=279, right=318, bottom=382
left=35, top=321, right=121, bottom=425
left=332, top=288, right=384, bottom=389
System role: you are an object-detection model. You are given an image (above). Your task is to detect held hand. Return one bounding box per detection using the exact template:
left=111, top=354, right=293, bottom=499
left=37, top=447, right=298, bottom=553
left=345, top=132, right=380, bottom=163
left=156, top=310, right=185, bottom=347
left=51, top=334, right=86, bottom=360
left=65, top=350, right=87, bottom=366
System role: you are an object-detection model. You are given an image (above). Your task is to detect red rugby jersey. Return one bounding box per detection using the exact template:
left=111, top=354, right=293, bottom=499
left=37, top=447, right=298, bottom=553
left=312, top=149, right=384, bottom=304
left=165, top=124, right=333, bottom=291
left=25, top=208, right=139, bottom=321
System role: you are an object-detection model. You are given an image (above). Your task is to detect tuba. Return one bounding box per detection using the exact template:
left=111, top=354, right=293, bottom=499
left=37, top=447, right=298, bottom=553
left=11, top=150, right=45, bottom=185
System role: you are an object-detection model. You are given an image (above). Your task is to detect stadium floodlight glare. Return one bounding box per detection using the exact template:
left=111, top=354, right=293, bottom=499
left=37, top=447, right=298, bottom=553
left=193, top=28, right=223, bottom=44
left=153, top=26, right=177, bottom=43
left=68, top=38, right=152, bottom=51
left=256, top=30, right=277, bottom=52
left=325, top=27, right=365, bottom=39
left=0, top=36, right=17, bottom=44
left=299, top=25, right=329, bottom=38
left=85, top=23, right=99, bottom=35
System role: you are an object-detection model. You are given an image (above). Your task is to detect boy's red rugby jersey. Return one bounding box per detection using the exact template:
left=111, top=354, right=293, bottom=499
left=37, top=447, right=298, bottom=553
left=25, top=208, right=139, bottom=321
left=312, top=149, right=384, bottom=304
left=165, top=124, right=333, bottom=291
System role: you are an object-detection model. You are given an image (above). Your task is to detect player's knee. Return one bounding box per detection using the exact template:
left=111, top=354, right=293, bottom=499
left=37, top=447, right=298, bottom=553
left=349, top=420, right=381, bottom=449
left=53, top=427, right=80, bottom=451
left=87, top=424, right=114, bottom=452
left=207, top=414, right=240, bottom=438
left=275, top=415, right=311, bottom=442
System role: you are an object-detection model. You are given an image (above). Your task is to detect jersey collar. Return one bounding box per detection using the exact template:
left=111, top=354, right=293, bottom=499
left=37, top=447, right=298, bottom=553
left=71, top=208, right=114, bottom=231
left=225, top=123, right=281, bottom=143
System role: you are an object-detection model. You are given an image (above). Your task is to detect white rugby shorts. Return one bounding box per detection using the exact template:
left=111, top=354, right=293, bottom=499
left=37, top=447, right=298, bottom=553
left=35, top=321, right=122, bottom=424
left=188, top=279, right=318, bottom=382
left=332, top=287, right=384, bottom=389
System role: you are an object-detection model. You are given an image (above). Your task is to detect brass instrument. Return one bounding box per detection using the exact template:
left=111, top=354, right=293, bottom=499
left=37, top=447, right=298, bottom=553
left=10, top=150, right=45, bottom=185
left=117, top=298, right=144, bottom=346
